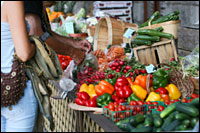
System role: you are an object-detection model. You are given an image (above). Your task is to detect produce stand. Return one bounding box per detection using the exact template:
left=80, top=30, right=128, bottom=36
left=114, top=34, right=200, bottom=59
left=44, top=6, right=199, bottom=132
left=43, top=81, right=123, bottom=132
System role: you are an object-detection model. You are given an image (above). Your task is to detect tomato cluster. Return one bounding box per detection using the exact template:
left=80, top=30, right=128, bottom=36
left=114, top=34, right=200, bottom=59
left=57, top=54, right=72, bottom=70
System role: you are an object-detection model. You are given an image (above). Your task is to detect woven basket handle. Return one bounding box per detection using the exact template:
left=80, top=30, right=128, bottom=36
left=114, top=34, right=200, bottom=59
left=146, top=74, right=151, bottom=94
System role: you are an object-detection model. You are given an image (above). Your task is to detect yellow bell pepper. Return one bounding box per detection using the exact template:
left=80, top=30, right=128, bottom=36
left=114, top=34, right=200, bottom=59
left=131, top=85, right=147, bottom=101
left=146, top=92, right=161, bottom=102
left=80, top=83, right=97, bottom=99
left=165, top=84, right=181, bottom=100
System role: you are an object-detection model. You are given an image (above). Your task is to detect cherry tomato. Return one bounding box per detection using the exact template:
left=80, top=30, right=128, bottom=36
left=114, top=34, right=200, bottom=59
left=129, top=101, right=138, bottom=106
left=137, top=101, right=144, bottom=105
left=146, top=101, right=152, bottom=105
left=158, top=105, right=165, bottom=111
left=191, top=93, right=199, bottom=99
left=119, top=114, right=124, bottom=119
left=181, top=98, right=187, bottom=103
left=121, top=106, right=126, bottom=111
left=152, top=102, right=158, bottom=105
left=188, top=99, right=193, bottom=103
left=136, top=106, right=141, bottom=112
left=164, top=101, right=170, bottom=105
left=108, top=102, right=114, bottom=111
left=174, top=99, right=179, bottom=102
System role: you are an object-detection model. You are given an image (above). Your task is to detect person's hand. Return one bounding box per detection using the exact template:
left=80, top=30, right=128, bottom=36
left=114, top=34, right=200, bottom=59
left=76, top=40, right=92, bottom=53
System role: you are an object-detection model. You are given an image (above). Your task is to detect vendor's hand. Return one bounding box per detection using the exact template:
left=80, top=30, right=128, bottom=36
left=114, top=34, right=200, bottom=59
left=76, top=40, right=92, bottom=53
left=72, top=49, right=86, bottom=66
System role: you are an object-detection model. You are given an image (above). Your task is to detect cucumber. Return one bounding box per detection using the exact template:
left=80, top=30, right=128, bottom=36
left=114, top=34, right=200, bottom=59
left=117, top=122, right=134, bottom=132
left=188, top=98, right=199, bottom=108
left=175, top=124, right=187, bottom=131
left=136, top=35, right=160, bottom=42
left=131, top=126, right=152, bottom=132
left=175, top=113, right=190, bottom=120
left=160, top=102, right=177, bottom=119
left=153, top=114, right=163, bottom=128
left=164, top=119, right=180, bottom=131
left=161, top=111, right=178, bottom=130
left=190, top=117, right=199, bottom=128
left=182, top=119, right=190, bottom=127
left=175, top=103, right=199, bottom=117
left=137, top=29, right=174, bottom=39
left=129, top=113, right=145, bottom=126
left=155, top=128, right=162, bottom=132
left=116, top=118, right=129, bottom=126
left=136, top=123, right=145, bottom=128
left=131, top=39, right=152, bottom=46
left=143, top=114, right=154, bottom=127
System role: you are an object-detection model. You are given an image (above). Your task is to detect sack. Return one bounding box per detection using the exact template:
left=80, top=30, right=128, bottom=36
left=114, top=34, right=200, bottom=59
left=1, top=55, right=28, bottom=107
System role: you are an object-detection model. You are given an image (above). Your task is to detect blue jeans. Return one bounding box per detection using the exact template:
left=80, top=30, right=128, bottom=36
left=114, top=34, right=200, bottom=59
left=1, top=80, right=38, bottom=132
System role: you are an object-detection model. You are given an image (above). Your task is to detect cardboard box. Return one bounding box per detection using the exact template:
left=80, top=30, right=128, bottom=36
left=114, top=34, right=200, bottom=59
left=93, top=1, right=132, bottom=8
left=95, top=7, right=132, bottom=16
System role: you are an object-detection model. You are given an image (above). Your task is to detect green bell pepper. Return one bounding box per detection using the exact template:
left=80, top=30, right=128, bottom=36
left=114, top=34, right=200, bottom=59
left=105, top=77, right=117, bottom=86
left=127, top=93, right=141, bottom=103
left=96, top=93, right=112, bottom=107
left=153, top=69, right=170, bottom=90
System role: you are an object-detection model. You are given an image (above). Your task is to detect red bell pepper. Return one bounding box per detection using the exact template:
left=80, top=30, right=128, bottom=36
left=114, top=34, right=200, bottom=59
left=115, top=77, right=129, bottom=87
left=112, top=95, right=125, bottom=104
left=85, top=96, right=97, bottom=107
left=75, top=92, right=90, bottom=106
left=116, top=85, right=133, bottom=98
left=155, top=87, right=169, bottom=95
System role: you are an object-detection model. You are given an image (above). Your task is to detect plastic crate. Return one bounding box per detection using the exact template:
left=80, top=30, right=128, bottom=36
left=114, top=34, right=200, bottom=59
left=144, top=101, right=167, bottom=114
left=102, top=103, right=145, bottom=123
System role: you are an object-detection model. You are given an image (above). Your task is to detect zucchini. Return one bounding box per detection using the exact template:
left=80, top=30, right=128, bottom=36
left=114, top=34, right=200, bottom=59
left=136, top=35, right=160, bottom=42
left=129, top=113, right=145, bottom=126
left=175, top=103, right=199, bottom=117
left=153, top=114, right=163, bottom=128
left=136, top=123, right=145, bottom=128
left=175, top=113, right=190, bottom=120
left=190, top=117, right=199, bottom=128
left=151, top=10, right=180, bottom=25
left=188, top=98, right=199, bottom=108
left=161, top=111, right=178, bottom=130
left=164, top=119, right=180, bottom=131
left=153, top=27, right=164, bottom=32
left=131, top=39, right=152, bottom=46
left=131, top=126, right=152, bottom=132
left=139, top=11, right=160, bottom=28
left=137, top=29, right=174, bottom=39
left=160, top=102, right=177, bottom=119
left=117, top=122, right=134, bottom=132
left=143, top=114, right=154, bottom=127
left=155, top=128, right=162, bottom=132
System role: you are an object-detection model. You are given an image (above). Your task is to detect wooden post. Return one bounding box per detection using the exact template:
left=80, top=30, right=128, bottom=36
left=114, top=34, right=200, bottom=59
left=144, top=1, right=148, bottom=22
left=154, top=1, right=160, bottom=12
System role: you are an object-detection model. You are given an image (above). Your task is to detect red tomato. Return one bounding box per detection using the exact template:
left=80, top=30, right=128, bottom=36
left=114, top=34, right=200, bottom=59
left=174, top=99, right=179, bottom=102
left=148, top=110, right=152, bottom=113
left=137, top=101, right=144, bottom=105
left=181, top=98, right=187, bottom=103
left=108, top=103, right=114, bottom=111
left=136, top=106, right=141, bottom=112
left=164, top=101, right=170, bottom=105
left=121, top=106, right=126, bottom=111
left=187, top=99, right=193, bottom=103
left=119, top=114, right=124, bottom=119
left=152, top=102, right=158, bottom=105
left=158, top=105, right=165, bottom=111
left=146, top=101, right=152, bottom=105
left=191, top=93, right=199, bottom=99
left=129, top=101, right=138, bottom=106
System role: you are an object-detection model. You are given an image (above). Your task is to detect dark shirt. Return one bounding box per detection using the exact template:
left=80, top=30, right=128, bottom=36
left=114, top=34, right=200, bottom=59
left=24, top=1, right=51, bottom=33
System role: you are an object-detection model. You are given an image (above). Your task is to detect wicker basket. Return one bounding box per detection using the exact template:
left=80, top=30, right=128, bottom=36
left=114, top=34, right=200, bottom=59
left=190, top=77, right=199, bottom=91
left=140, top=20, right=180, bottom=40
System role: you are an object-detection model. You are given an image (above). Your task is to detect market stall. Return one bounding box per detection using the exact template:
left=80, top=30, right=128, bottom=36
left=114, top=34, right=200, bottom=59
left=41, top=2, right=199, bottom=132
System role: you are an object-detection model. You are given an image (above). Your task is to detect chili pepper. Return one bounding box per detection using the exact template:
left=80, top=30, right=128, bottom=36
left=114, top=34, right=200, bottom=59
left=126, top=77, right=134, bottom=86
left=155, top=87, right=169, bottom=95
left=96, top=93, right=112, bottom=107
left=133, top=75, right=153, bottom=90
left=95, top=80, right=114, bottom=96
left=115, top=85, right=133, bottom=98
left=152, top=69, right=170, bottom=90
left=130, top=85, right=147, bottom=101
left=105, top=77, right=117, bottom=86
left=127, top=93, right=141, bottom=103
left=165, top=84, right=181, bottom=100
left=145, top=92, right=161, bottom=102
left=160, top=94, right=170, bottom=102
left=79, top=83, right=97, bottom=99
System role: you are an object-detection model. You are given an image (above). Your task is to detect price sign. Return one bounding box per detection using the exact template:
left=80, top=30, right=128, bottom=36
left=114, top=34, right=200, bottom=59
left=145, top=64, right=156, bottom=73
left=65, top=22, right=74, bottom=34
left=123, top=28, right=135, bottom=39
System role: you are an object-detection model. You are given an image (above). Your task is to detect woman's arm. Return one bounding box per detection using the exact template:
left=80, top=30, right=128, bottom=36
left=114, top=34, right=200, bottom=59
left=5, top=1, right=35, bottom=62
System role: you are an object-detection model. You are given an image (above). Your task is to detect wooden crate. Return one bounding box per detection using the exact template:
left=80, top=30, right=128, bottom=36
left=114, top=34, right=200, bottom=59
left=133, top=39, right=178, bottom=65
